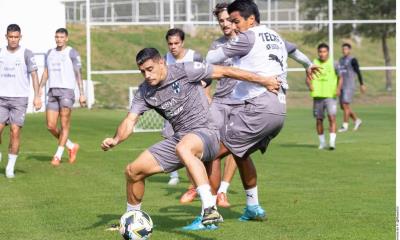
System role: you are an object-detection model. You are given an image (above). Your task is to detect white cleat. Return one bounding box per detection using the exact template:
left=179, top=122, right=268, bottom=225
left=6, top=171, right=15, bottom=179
left=338, top=127, right=348, bottom=133
left=168, top=177, right=179, bottom=185
left=318, top=143, right=326, bottom=150
left=354, top=119, right=362, bottom=131
left=329, top=143, right=336, bottom=150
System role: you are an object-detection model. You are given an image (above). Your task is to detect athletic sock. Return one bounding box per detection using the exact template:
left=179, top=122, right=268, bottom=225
left=127, top=202, right=141, bottom=212
left=170, top=170, right=179, bottom=179
left=329, top=133, right=336, bottom=146
left=245, top=186, right=259, bottom=206
left=55, top=146, right=65, bottom=159
left=0, top=152, right=2, bottom=162
left=218, top=181, right=230, bottom=194
left=6, top=154, right=17, bottom=175
left=342, top=122, right=349, bottom=129
left=318, top=134, right=325, bottom=145
left=66, top=139, right=74, bottom=150
left=197, top=184, right=215, bottom=210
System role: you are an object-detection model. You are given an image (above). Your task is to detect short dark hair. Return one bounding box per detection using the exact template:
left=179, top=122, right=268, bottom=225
left=56, top=28, right=69, bottom=36
left=227, top=0, right=260, bottom=24
left=6, top=24, right=21, bottom=34
left=213, top=2, right=229, bottom=18
left=165, top=28, right=185, bottom=41
left=136, top=48, right=162, bottom=66
left=318, top=43, right=329, bottom=51
left=342, top=43, right=351, bottom=49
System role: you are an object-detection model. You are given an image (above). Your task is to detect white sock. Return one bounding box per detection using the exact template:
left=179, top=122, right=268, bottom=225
left=66, top=139, right=74, bottom=150
left=245, top=186, right=259, bottom=206
left=342, top=122, right=349, bottom=129
left=55, top=146, right=64, bottom=159
left=0, top=152, right=2, bottom=162
left=318, top=134, right=325, bottom=145
left=6, top=154, right=17, bottom=174
left=330, top=133, right=336, bottom=146
left=170, top=170, right=179, bottom=179
left=218, top=181, right=230, bottom=194
left=127, top=202, right=141, bottom=212
left=197, top=184, right=215, bottom=210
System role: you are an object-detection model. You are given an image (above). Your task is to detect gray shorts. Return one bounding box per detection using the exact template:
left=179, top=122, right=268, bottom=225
left=47, top=88, right=75, bottom=111
left=209, top=101, right=237, bottom=135
left=149, top=128, right=220, bottom=173
left=0, top=97, right=28, bottom=127
left=340, top=89, right=354, bottom=104
left=313, top=98, right=337, bottom=119
left=222, top=92, right=286, bottom=158
left=161, top=120, right=175, bottom=139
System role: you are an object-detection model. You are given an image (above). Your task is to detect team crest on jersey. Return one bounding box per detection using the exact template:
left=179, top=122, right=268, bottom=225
left=172, top=82, right=180, bottom=94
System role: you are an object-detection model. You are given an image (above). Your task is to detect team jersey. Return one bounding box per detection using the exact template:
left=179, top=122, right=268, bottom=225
left=165, top=49, right=203, bottom=65
left=0, top=46, right=38, bottom=97
left=45, top=46, right=81, bottom=90
left=311, top=58, right=339, bottom=98
left=338, top=55, right=363, bottom=90
left=130, top=62, right=216, bottom=133
left=206, top=25, right=288, bottom=101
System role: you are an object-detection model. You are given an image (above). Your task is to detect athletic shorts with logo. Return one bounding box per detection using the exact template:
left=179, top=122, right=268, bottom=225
left=47, top=88, right=75, bottom=111
left=0, top=97, right=28, bottom=127
left=313, top=97, right=337, bottom=119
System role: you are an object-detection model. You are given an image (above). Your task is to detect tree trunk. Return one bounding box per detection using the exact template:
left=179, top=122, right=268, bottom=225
left=382, top=30, right=392, bottom=91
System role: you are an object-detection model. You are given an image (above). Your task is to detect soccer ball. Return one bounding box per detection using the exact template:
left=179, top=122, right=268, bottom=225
left=119, top=210, right=153, bottom=240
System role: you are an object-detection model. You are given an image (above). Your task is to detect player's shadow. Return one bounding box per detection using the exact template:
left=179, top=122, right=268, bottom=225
left=85, top=213, right=120, bottom=230
left=279, top=143, right=316, bottom=149
left=26, top=154, right=50, bottom=162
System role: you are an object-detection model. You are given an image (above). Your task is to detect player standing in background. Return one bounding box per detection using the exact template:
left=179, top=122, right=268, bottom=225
left=39, top=28, right=86, bottom=166
left=338, top=43, right=366, bottom=132
left=163, top=28, right=209, bottom=186
left=100, top=48, right=280, bottom=227
left=306, top=43, right=342, bottom=150
left=0, top=24, right=41, bottom=178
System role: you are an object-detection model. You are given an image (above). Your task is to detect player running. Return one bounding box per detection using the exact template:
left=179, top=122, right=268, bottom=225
left=0, top=24, right=41, bottom=178
left=101, top=47, right=280, bottom=227
left=337, top=43, right=366, bottom=132
left=39, top=28, right=86, bottom=166
left=306, top=43, right=342, bottom=150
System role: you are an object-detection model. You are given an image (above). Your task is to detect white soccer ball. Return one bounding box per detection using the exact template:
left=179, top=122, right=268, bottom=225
left=119, top=210, right=153, bottom=240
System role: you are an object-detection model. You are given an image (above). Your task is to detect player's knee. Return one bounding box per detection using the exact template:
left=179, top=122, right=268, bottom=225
left=47, top=123, right=57, bottom=133
left=125, top=163, right=142, bottom=182
left=175, top=143, right=190, bottom=162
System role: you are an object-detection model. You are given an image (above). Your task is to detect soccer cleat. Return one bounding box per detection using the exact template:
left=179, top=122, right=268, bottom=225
left=51, top=156, right=61, bottom=167
left=354, top=119, right=362, bottom=131
left=168, top=177, right=179, bottom=185
left=239, top=205, right=267, bottom=222
left=68, top=143, right=80, bottom=164
left=201, top=206, right=223, bottom=226
left=217, top=192, right=231, bottom=208
left=329, top=143, right=336, bottom=151
left=181, top=216, right=218, bottom=231
left=180, top=187, right=197, bottom=204
left=338, top=126, right=348, bottom=133
left=318, top=143, right=326, bottom=150
left=5, top=170, right=15, bottom=179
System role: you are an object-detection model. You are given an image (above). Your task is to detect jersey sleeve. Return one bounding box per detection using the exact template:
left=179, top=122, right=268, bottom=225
left=24, top=49, right=38, bottom=73
left=69, top=48, right=82, bottom=71
left=351, top=58, right=364, bottom=85
left=206, top=31, right=254, bottom=64
left=284, top=40, right=297, bottom=54
left=129, top=85, right=151, bottom=115
left=184, top=62, right=214, bottom=83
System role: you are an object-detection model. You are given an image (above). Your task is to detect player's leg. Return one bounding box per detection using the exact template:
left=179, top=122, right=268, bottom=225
left=217, top=154, right=237, bottom=207
left=0, top=98, right=11, bottom=162
left=327, top=98, right=338, bottom=150
left=0, top=123, right=5, bottom=162
left=314, top=98, right=326, bottom=149
left=179, top=171, right=198, bottom=204
left=50, top=107, right=71, bottom=165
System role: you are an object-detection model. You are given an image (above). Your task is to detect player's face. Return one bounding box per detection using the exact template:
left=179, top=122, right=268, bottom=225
left=55, top=32, right=68, bottom=48
left=318, top=47, right=329, bottom=61
left=138, top=58, right=166, bottom=86
left=342, top=46, right=351, bottom=56
left=218, top=10, right=235, bottom=36
left=167, top=35, right=184, bottom=58
left=5, top=31, right=21, bottom=49
left=229, top=11, right=255, bottom=32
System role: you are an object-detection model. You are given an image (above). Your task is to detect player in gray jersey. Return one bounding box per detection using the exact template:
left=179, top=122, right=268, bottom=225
left=0, top=24, right=41, bottom=178
left=39, top=28, right=86, bottom=167
left=101, top=48, right=280, bottom=228
left=337, top=43, right=366, bottom=132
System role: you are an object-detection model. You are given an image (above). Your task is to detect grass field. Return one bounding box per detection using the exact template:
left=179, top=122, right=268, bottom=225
left=0, top=105, right=395, bottom=240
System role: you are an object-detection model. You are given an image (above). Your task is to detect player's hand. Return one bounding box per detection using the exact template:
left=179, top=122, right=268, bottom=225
left=79, top=95, right=87, bottom=108
left=336, top=88, right=341, bottom=97
left=33, top=96, right=42, bottom=111
left=101, top=138, right=118, bottom=151
left=306, top=64, right=321, bottom=82
left=262, top=76, right=281, bottom=95
left=360, top=85, right=367, bottom=94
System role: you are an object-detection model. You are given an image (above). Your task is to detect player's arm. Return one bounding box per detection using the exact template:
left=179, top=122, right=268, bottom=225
left=351, top=58, right=366, bottom=94
left=25, top=49, right=41, bottom=110
left=71, top=49, right=86, bottom=107
left=211, top=65, right=281, bottom=94
left=336, top=72, right=343, bottom=96
left=285, top=41, right=321, bottom=81
left=101, top=112, right=140, bottom=151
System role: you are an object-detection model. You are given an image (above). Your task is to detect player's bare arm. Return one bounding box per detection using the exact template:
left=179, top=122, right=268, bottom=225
left=336, top=75, right=343, bottom=96
left=39, top=68, right=48, bottom=97
left=74, top=68, right=86, bottom=107
left=101, top=112, right=139, bottom=151
left=31, top=70, right=42, bottom=110
left=211, top=65, right=281, bottom=94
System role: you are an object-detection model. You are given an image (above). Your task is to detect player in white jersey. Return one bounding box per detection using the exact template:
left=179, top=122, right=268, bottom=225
left=0, top=24, right=41, bottom=178
left=39, top=28, right=86, bottom=166
left=163, top=28, right=208, bottom=186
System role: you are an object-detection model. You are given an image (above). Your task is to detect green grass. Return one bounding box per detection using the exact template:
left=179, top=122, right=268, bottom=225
left=0, top=105, right=394, bottom=240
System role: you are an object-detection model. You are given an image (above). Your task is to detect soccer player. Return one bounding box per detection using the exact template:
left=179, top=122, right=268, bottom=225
left=39, top=28, right=85, bottom=166
left=163, top=28, right=206, bottom=186
left=337, top=43, right=366, bottom=132
left=100, top=47, right=280, bottom=227
left=0, top=24, right=41, bottom=178
left=306, top=43, right=342, bottom=150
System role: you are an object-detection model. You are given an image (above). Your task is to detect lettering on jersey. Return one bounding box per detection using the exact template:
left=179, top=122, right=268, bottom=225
left=172, top=82, right=181, bottom=94
left=258, top=32, right=281, bottom=43
left=161, top=98, right=177, bottom=110
left=269, top=54, right=284, bottom=71
left=193, top=61, right=205, bottom=69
